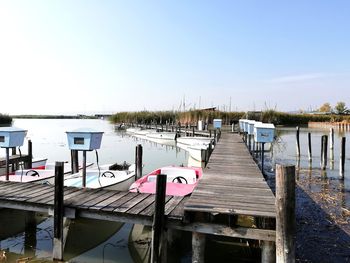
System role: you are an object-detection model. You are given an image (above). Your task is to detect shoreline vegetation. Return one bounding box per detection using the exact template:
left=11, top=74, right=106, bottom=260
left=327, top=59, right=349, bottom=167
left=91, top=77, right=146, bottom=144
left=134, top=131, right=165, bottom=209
left=0, top=114, right=12, bottom=125
left=109, top=110, right=350, bottom=126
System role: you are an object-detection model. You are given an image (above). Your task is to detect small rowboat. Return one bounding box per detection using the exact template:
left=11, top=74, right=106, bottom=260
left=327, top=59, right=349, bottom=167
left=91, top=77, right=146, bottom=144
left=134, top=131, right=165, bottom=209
left=64, top=163, right=136, bottom=190
left=176, top=136, right=213, bottom=146
left=146, top=132, right=177, bottom=141
left=0, top=162, right=94, bottom=184
left=0, top=157, right=47, bottom=176
left=129, top=166, right=202, bottom=196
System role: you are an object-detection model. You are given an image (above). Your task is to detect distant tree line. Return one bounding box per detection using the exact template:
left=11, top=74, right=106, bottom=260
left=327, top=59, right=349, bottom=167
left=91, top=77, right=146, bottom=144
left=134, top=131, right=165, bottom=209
left=110, top=110, right=350, bottom=126
left=0, top=114, right=12, bottom=125
left=318, top=101, right=349, bottom=115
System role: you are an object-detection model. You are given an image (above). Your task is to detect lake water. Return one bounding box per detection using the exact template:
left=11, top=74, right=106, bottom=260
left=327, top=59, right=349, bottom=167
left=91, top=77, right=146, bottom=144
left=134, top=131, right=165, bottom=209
left=0, top=120, right=349, bottom=262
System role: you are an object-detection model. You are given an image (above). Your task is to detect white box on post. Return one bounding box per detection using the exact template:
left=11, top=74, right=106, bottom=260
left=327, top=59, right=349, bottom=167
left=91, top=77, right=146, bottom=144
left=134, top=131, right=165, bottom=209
left=66, top=129, right=104, bottom=151
left=254, top=123, right=275, bottom=143
left=0, top=127, right=27, bottom=148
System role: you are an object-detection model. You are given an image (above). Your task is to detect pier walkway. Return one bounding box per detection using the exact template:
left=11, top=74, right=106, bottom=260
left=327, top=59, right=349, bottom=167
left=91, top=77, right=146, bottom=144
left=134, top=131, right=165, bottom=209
left=185, top=132, right=276, bottom=218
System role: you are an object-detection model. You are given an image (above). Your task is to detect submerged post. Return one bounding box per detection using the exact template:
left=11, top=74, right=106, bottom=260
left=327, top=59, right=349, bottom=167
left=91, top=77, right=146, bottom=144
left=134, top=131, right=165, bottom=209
left=340, top=137, right=346, bottom=178
left=307, top=132, right=312, bottom=161
left=53, top=162, right=64, bottom=260
left=321, top=135, right=328, bottom=170
left=296, top=127, right=300, bottom=158
left=151, top=174, right=167, bottom=263
left=135, top=144, right=143, bottom=180
left=276, top=164, right=295, bottom=263
left=192, top=232, right=206, bottom=263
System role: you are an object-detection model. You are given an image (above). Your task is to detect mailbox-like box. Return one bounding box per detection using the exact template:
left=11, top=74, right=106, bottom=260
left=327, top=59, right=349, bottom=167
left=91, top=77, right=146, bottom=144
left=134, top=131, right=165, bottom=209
left=239, top=119, right=247, bottom=131
left=0, top=127, right=27, bottom=148
left=198, top=120, right=203, bottom=131
left=66, top=129, right=104, bottom=151
left=243, top=120, right=250, bottom=133
left=247, top=120, right=256, bottom=135
left=213, top=119, right=222, bottom=129
left=254, top=123, right=275, bottom=143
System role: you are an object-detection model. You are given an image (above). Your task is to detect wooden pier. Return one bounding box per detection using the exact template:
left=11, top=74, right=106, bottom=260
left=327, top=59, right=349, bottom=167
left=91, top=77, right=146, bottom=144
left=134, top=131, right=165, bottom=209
left=0, top=132, right=294, bottom=262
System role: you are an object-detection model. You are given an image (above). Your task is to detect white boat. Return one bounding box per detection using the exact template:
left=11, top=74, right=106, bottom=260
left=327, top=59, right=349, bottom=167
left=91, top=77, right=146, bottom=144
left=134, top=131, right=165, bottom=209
left=126, top=127, right=141, bottom=133
left=133, top=129, right=153, bottom=136
left=176, top=136, right=213, bottom=146
left=146, top=132, right=177, bottom=140
left=64, top=163, right=136, bottom=190
left=0, top=157, right=47, bottom=176
left=1, top=162, right=94, bottom=184
left=176, top=142, right=209, bottom=162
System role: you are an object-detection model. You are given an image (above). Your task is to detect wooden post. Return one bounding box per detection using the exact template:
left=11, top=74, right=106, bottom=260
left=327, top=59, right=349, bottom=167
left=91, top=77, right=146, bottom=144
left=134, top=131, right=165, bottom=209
left=24, top=140, right=33, bottom=169
left=340, top=137, right=346, bottom=178
left=214, top=129, right=217, bottom=143
left=192, top=232, right=206, bottom=263
left=5, top=147, right=9, bottom=181
left=260, top=218, right=276, bottom=263
left=24, top=211, right=37, bottom=257
left=307, top=132, right=312, bottom=162
left=135, top=144, right=143, bottom=180
left=296, top=127, right=300, bottom=158
left=192, top=126, right=195, bottom=137
left=276, top=164, right=295, bottom=263
left=82, top=151, right=87, bottom=187
left=151, top=174, right=167, bottom=263
left=329, top=128, right=334, bottom=151
left=321, top=135, right=328, bottom=170
left=209, top=130, right=212, bottom=138
left=261, top=142, right=265, bottom=175
left=248, top=134, right=252, bottom=153
left=53, top=162, right=64, bottom=260
left=71, top=150, right=79, bottom=174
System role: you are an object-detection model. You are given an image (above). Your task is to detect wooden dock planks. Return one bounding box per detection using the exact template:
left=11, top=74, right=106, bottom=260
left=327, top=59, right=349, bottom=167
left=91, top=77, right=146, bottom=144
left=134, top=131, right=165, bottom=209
left=184, top=133, right=276, bottom=218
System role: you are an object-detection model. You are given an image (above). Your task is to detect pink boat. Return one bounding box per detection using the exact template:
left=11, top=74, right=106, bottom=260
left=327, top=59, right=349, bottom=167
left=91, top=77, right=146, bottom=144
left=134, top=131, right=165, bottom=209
left=129, top=166, right=203, bottom=196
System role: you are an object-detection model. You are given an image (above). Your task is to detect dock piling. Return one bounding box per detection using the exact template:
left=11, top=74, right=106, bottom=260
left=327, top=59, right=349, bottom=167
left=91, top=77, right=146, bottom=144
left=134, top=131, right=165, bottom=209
left=321, top=135, right=328, bottom=170
left=340, top=137, right=346, bottom=178
left=135, top=144, right=143, bottom=180
left=151, top=173, right=167, bottom=263
left=53, top=162, right=64, bottom=260
left=276, top=164, right=295, bottom=263
left=296, top=127, right=300, bottom=158
left=307, top=132, right=312, bottom=162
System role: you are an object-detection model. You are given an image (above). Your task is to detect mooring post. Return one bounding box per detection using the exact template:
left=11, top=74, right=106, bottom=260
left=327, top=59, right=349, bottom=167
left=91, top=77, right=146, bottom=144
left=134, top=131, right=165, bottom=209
left=71, top=150, right=79, bottom=174
left=53, top=162, right=64, bottom=260
left=340, top=137, right=346, bottom=178
left=5, top=147, right=9, bottom=181
left=307, top=132, right=312, bottom=162
left=261, top=142, right=265, bottom=175
left=276, top=164, right=295, bottom=263
left=329, top=128, right=334, bottom=151
left=135, top=144, right=143, bottom=180
left=24, top=140, right=33, bottom=169
left=321, top=135, right=328, bottom=170
left=296, top=126, right=300, bottom=158
left=248, top=134, right=252, bottom=153
left=82, top=151, right=87, bottom=187
left=192, top=126, right=195, bottom=137
left=151, top=174, right=167, bottom=263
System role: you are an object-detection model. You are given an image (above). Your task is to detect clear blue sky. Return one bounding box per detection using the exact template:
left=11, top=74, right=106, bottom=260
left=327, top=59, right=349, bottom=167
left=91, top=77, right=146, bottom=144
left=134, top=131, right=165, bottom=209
left=0, top=0, right=349, bottom=114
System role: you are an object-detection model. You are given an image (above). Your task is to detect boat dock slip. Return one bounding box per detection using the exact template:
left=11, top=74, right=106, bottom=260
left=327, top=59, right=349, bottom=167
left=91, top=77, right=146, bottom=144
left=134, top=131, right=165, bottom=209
left=185, top=132, right=276, bottom=218
left=0, top=132, right=295, bottom=262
